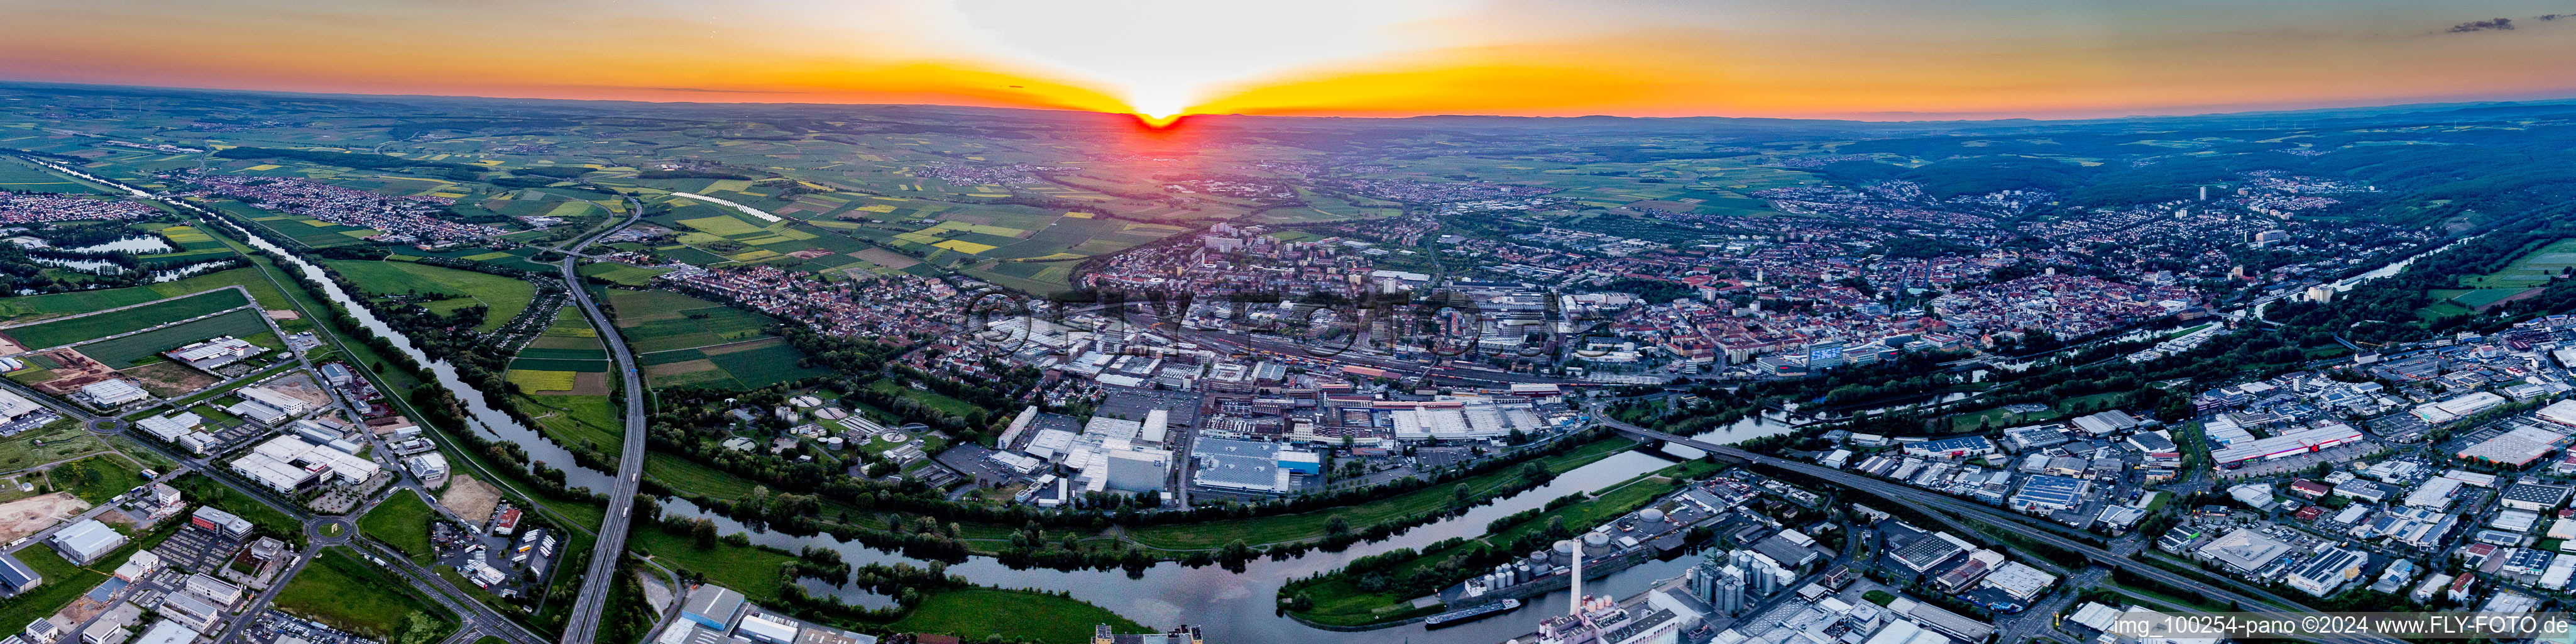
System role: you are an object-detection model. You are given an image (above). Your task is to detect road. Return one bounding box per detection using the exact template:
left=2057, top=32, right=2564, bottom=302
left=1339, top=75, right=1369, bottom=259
left=556, top=199, right=648, bottom=644
left=1, top=160, right=555, bottom=644
left=1599, top=418, right=2412, bottom=644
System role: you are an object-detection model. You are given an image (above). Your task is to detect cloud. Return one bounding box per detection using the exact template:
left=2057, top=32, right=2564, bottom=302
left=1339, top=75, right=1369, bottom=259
left=2448, top=17, right=2515, bottom=33
left=2538, top=14, right=2569, bottom=21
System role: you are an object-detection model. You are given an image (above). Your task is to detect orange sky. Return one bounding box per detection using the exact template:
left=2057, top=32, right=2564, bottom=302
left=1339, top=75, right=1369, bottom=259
left=3, top=0, right=2574, bottom=120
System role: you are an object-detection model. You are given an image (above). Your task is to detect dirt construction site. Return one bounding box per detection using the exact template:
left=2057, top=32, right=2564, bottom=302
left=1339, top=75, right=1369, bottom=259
left=0, top=492, right=90, bottom=543
left=438, top=474, right=501, bottom=523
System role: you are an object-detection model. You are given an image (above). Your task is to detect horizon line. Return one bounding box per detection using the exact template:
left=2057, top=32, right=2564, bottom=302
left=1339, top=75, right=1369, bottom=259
left=7, top=77, right=2576, bottom=126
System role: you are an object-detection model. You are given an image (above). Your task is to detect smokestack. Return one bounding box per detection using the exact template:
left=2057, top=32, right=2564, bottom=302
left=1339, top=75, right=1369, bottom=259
left=1569, top=537, right=1584, bottom=614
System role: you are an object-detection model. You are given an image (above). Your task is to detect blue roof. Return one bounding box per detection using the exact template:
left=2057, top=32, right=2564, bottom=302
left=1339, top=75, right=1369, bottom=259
left=0, top=553, right=36, bottom=590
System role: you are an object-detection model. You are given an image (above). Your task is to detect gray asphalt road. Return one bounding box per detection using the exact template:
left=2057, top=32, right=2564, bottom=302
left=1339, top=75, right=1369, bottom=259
left=1603, top=418, right=2408, bottom=644
left=557, top=202, right=649, bottom=644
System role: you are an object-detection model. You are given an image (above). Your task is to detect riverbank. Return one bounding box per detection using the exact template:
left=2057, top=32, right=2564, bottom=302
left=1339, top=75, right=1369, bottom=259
left=1279, top=455, right=1724, bottom=630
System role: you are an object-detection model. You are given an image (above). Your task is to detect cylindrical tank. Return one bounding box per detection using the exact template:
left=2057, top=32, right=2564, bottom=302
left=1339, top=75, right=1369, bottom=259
left=1584, top=532, right=1610, bottom=548
left=1641, top=508, right=1666, bottom=525
left=1529, top=550, right=1550, bottom=565
left=1552, top=540, right=1576, bottom=567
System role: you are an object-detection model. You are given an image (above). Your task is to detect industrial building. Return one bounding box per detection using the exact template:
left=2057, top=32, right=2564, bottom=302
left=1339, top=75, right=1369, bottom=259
left=0, top=553, right=39, bottom=597
left=1190, top=438, right=1310, bottom=495
left=78, top=379, right=148, bottom=406
left=229, top=435, right=381, bottom=492
left=679, top=585, right=746, bottom=630
left=2007, top=475, right=2090, bottom=513
left=47, top=519, right=124, bottom=566
left=2208, top=423, right=2365, bottom=465
left=163, top=336, right=265, bottom=370
left=2198, top=528, right=2294, bottom=574
left=2457, top=425, right=2572, bottom=466
left=1900, top=436, right=1995, bottom=460
left=2288, top=548, right=2367, bottom=596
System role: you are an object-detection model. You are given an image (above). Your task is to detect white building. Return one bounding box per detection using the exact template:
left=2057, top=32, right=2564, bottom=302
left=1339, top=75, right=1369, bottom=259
left=2287, top=547, right=2367, bottom=597
left=78, top=380, right=148, bottom=406
left=236, top=386, right=307, bottom=416
left=47, top=520, right=124, bottom=566
left=229, top=436, right=380, bottom=492
left=0, top=390, right=41, bottom=423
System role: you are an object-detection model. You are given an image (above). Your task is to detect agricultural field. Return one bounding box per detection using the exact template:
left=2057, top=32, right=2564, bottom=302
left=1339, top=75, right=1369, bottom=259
left=0, top=288, right=248, bottom=350
left=128, top=221, right=242, bottom=267
left=74, top=308, right=272, bottom=368
left=576, top=262, right=669, bottom=286
left=202, top=199, right=380, bottom=249
left=386, top=245, right=559, bottom=274
left=326, top=259, right=536, bottom=332
left=0, top=156, right=104, bottom=193
left=2459, top=238, right=2576, bottom=288
left=0, top=267, right=295, bottom=326
left=605, top=289, right=827, bottom=389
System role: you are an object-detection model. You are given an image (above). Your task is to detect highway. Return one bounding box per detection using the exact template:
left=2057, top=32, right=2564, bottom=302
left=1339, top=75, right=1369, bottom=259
left=1598, top=418, right=2412, bottom=644
left=557, top=198, right=649, bottom=644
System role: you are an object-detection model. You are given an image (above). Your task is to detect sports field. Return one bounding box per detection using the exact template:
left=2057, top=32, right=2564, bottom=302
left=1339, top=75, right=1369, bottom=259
left=0, top=289, right=248, bottom=350
left=327, top=260, right=536, bottom=332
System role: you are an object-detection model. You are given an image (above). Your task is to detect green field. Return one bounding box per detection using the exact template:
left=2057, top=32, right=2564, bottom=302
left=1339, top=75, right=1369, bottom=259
left=0, top=267, right=292, bottom=326
left=609, top=290, right=774, bottom=352
left=1122, top=437, right=1636, bottom=551
left=625, top=526, right=796, bottom=602
left=644, top=453, right=764, bottom=501
left=867, top=379, right=986, bottom=417
left=1, top=289, right=248, bottom=349
left=608, top=289, right=830, bottom=389
left=47, top=456, right=146, bottom=505
left=361, top=491, right=438, bottom=561
left=75, top=308, right=272, bottom=368
left=327, top=260, right=537, bottom=333
left=0, top=420, right=111, bottom=472
left=2462, top=238, right=2576, bottom=288
left=515, top=394, right=621, bottom=453
left=1288, top=460, right=1698, bottom=627
left=170, top=472, right=307, bottom=547
left=273, top=549, right=458, bottom=640
left=888, top=587, right=1151, bottom=644
left=0, top=545, right=102, bottom=630
left=576, top=262, right=669, bottom=286
left=2447, top=288, right=2533, bottom=309
left=0, top=157, right=104, bottom=194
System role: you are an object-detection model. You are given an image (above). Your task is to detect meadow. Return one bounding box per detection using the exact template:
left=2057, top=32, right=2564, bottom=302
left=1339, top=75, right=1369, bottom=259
left=607, top=290, right=828, bottom=389
left=327, top=259, right=537, bottom=332
left=0, top=157, right=104, bottom=193
left=0, top=288, right=248, bottom=348
left=359, top=491, right=438, bottom=561
left=273, top=549, right=457, bottom=640
left=75, top=308, right=272, bottom=368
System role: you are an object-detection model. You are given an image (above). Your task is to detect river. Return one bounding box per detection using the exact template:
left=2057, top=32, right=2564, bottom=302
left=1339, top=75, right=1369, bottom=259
left=202, top=202, right=1804, bottom=644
